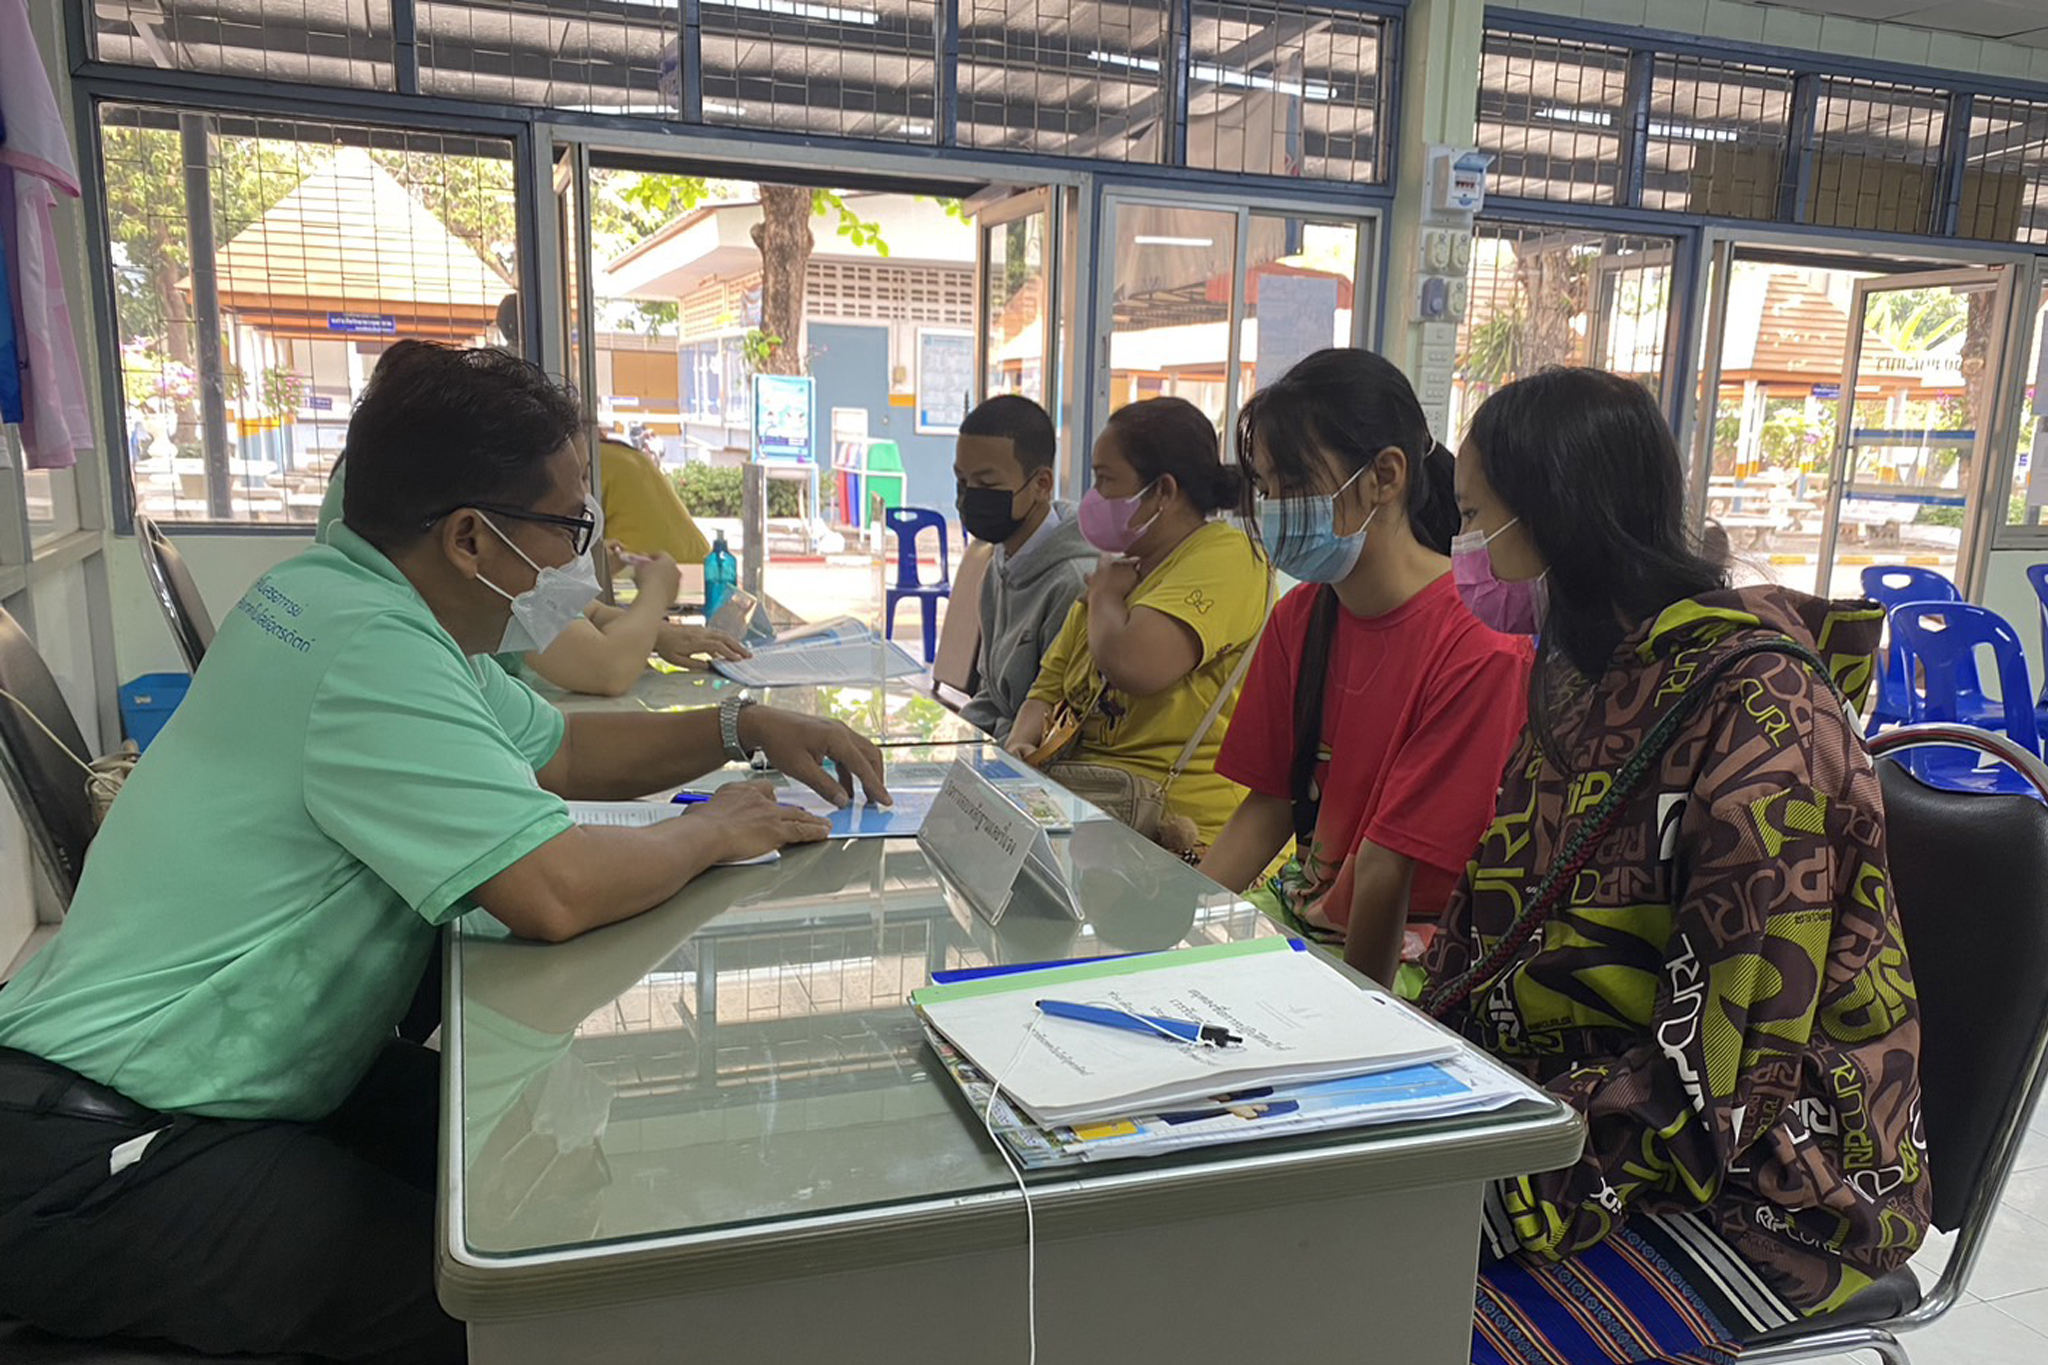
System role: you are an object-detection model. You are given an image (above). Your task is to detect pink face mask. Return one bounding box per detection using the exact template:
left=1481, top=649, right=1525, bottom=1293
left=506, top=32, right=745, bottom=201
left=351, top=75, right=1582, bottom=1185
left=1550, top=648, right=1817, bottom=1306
left=1077, top=480, right=1160, bottom=555
left=1451, top=517, right=1548, bottom=635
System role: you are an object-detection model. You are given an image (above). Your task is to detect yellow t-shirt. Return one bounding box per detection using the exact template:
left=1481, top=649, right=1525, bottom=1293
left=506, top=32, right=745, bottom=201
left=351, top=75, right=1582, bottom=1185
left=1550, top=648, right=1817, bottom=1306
left=598, top=440, right=710, bottom=565
left=1026, top=520, right=1268, bottom=843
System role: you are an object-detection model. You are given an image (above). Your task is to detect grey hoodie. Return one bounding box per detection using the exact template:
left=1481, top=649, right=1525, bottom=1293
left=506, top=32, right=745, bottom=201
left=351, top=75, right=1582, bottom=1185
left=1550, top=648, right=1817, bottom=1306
left=960, top=502, right=1096, bottom=740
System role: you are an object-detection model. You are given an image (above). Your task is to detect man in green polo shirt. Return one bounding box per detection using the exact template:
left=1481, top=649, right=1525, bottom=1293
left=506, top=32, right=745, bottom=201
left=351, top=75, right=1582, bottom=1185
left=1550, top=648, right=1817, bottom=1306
left=0, top=343, right=888, bottom=1363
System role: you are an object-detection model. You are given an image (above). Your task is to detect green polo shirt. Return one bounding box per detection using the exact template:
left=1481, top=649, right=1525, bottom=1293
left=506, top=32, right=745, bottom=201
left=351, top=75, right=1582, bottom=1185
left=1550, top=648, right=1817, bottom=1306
left=0, top=524, right=573, bottom=1121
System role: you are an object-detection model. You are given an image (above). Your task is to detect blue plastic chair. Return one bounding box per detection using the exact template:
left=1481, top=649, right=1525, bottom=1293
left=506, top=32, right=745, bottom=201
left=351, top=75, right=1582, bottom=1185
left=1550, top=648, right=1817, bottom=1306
left=2022, top=564, right=2048, bottom=737
left=883, top=506, right=951, bottom=664
left=1860, top=566, right=2000, bottom=735
left=1889, top=601, right=2044, bottom=796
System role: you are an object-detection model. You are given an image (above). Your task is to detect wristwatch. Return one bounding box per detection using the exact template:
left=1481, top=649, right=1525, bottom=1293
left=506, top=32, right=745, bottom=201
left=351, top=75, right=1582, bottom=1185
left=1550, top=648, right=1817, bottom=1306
left=719, top=693, right=758, bottom=763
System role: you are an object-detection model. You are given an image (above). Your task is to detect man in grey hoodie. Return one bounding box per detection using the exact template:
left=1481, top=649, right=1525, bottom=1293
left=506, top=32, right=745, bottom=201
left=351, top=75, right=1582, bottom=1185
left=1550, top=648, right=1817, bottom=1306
left=953, top=396, right=1097, bottom=740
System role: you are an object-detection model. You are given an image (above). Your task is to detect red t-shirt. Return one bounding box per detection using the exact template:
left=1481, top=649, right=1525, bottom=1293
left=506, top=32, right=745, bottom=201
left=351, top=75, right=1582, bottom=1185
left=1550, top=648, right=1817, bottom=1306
left=1216, top=574, right=1532, bottom=935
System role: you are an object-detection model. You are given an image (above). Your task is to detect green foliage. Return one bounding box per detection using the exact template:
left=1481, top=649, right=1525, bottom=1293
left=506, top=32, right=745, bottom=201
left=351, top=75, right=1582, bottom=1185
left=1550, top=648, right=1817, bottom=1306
left=1870, top=290, right=1967, bottom=356
left=811, top=189, right=890, bottom=258
left=742, top=329, right=783, bottom=372
left=670, top=464, right=803, bottom=518
left=1456, top=309, right=1527, bottom=389
left=259, top=367, right=305, bottom=417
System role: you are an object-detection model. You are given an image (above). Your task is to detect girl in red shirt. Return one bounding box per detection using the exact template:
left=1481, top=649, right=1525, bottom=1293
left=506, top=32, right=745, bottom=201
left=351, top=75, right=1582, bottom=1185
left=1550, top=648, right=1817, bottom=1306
left=1198, top=349, right=1530, bottom=990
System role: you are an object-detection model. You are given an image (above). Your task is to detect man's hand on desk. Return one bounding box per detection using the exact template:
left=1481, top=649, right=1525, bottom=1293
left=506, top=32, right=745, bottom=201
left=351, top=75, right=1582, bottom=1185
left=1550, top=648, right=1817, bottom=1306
left=737, top=707, right=892, bottom=810
left=694, top=780, right=832, bottom=861
left=655, top=623, right=751, bottom=669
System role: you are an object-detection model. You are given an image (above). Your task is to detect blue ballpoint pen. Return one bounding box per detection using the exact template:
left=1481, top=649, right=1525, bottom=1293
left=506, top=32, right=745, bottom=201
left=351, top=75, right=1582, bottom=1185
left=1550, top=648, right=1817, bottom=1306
left=1036, top=999, right=1242, bottom=1047
left=670, top=792, right=713, bottom=805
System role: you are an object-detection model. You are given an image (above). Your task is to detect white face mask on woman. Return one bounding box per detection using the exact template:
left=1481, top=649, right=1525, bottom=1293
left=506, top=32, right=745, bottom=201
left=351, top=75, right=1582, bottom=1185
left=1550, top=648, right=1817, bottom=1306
left=475, top=503, right=602, bottom=655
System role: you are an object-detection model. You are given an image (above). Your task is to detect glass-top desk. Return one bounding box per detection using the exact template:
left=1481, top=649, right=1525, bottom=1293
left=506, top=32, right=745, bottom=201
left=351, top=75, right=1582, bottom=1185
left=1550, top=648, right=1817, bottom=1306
left=439, top=741, right=1583, bottom=1364
left=525, top=661, right=984, bottom=744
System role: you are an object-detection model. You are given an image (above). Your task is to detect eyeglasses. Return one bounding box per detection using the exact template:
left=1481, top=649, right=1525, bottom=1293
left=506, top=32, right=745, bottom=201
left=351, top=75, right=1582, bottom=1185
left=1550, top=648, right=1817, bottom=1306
left=427, top=502, right=597, bottom=556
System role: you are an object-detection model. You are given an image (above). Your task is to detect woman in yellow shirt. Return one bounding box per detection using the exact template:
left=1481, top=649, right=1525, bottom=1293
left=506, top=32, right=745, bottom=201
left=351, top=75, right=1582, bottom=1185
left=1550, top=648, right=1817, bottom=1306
left=1006, top=397, right=1268, bottom=851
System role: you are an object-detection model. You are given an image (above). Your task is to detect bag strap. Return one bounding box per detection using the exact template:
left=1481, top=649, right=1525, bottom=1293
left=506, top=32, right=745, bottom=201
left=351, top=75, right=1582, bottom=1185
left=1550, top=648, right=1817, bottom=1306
left=1163, top=569, right=1275, bottom=791
left=1419, top=635, right=1840, bottom=1021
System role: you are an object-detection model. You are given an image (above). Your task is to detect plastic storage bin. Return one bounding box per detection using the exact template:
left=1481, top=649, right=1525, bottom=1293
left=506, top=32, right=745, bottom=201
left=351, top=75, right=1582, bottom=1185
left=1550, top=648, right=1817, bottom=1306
left=118, top=672, right=192, bottom=751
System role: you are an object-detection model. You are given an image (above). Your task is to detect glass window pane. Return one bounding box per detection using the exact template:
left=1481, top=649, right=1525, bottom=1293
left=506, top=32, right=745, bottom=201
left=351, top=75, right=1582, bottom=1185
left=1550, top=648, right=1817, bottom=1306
left=2008, top=287, right=2048, bottom=531
left=1242, top=217, right=1356, bottom=400
left=1452, top=222, right=1675, bottom=436
left=1185, top=3, right=1386, bottom=183
left=99, top=106, right=519, bottom=526
left=1106, top=203, right=1238, bottom=431
left=1804, top=77, right=1948, bottom=237
left=958, top=0, right=1168, bottom=160
left=1643, top=55, right=1794, bottom=221
left=1965, top=98, right=2048, bottom=248
left=418, top=1, right=676, bottom=114
left=983, top=213, right=1048, bottom=403
left=92, top=0, right=393, bottom=89
left=1476, top=31, right=1632, bottom=205
left=24, top=468, right=82, bottom=546
left=700, top=0, right=939, bottom=141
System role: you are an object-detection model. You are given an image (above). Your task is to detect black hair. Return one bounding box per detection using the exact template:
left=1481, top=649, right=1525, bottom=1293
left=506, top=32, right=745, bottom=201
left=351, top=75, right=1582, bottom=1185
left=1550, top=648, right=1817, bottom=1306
left=1235, top=349, right=1458, bottom=826
left=1101, top=396, right=1243, bottom=513
left=1235, top=348, right=1458, bottom=556
left=1466, top=367, right=1727, bottom=686
left=341, top=341, right=584, bottom=551
left=959, top=394, right=1057, bottom=475
left=494, top=292, right=522, bottom=349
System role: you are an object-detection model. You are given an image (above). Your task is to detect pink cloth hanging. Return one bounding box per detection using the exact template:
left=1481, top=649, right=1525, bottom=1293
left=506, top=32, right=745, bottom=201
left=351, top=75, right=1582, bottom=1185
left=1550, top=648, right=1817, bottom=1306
left=2, top=0, right=92, bottom=469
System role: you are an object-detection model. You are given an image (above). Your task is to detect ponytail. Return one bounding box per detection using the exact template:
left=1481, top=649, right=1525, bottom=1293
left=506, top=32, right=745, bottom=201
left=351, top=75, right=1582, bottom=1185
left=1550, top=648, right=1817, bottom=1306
left=1405, top=441, right=1459, bottom=554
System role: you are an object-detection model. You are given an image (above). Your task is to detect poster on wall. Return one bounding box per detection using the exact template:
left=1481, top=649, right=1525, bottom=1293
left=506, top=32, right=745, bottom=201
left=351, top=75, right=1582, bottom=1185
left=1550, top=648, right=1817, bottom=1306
left=916, top=328, right=975, bottom=435
left=1253, top=274, right=1340, bottom=390
left=752, top=374, right=815, bottom=464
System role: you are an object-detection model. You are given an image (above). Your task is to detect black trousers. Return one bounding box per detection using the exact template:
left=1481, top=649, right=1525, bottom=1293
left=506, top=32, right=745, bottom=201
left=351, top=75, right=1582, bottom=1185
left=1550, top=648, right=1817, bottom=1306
left=0, top=1038, right=465, bottom=1364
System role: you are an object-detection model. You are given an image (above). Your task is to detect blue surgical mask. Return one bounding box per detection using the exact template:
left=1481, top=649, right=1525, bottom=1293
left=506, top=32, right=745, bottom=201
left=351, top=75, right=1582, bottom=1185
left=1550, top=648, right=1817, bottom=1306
left=1258, top=468, right=1373, bottom=583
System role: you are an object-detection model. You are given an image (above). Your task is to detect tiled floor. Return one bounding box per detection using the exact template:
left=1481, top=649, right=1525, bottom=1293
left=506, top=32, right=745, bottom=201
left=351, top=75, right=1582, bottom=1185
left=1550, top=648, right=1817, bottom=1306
left=1806, top=1102, right=2048, bottom=1363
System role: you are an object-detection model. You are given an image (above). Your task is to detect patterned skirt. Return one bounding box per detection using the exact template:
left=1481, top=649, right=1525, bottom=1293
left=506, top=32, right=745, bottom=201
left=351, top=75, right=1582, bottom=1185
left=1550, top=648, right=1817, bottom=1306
left=1474, top=1206, right=1801, bottom=1365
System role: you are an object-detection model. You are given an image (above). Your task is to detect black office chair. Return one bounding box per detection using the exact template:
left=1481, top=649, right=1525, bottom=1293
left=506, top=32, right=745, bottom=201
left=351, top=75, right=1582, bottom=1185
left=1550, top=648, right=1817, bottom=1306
left=135, top=512, right=214, bottom=673
left=1742, top=722, right=2048, bottom=1364
left=0, top=605, right=97, bottom=907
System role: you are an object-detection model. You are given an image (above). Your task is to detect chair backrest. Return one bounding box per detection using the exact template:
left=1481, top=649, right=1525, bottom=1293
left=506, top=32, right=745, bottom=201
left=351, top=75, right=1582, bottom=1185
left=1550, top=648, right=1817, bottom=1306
left=1870, top=725, right=2048, bottom=1318
left=1890, top=601, right=2041, bottom=754
left=884, top=506, right=950, bottom=590
left=0, top=605, right=97, bottom=903
left=933, top=539, right=991, bottom=694
left=2025, top=564, right=2048, bottom=699
left=136, top=512, right=215, bottom=673
left=1862, top=566, right=1963, bottom=724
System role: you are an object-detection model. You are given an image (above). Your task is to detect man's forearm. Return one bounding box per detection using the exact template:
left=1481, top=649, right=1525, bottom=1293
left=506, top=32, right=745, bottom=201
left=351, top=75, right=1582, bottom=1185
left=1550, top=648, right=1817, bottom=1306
left=555, top=707, right=729, bottom=799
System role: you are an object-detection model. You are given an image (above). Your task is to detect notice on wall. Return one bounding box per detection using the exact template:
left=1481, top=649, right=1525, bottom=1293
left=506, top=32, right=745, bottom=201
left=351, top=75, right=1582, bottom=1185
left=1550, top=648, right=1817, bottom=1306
left=2029, top=322, right=2048, bottom=511
left=752, top=373, right=815, bottom=464
left=1254, top=274, right=1341, bottom=390
left=916, top=328, right=974, bottom=435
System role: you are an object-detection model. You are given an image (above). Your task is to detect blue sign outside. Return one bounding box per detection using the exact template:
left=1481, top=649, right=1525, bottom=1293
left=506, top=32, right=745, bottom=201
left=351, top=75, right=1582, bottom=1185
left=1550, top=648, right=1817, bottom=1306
left=753, top=374, right=815, bottom=464
left=327, top=312, right=397, bottom=336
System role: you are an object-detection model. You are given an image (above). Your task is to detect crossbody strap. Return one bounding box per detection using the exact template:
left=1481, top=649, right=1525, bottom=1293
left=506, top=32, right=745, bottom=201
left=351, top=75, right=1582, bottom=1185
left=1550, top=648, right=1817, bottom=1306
left=1163, top=568, right=1275, bottom=790
left=1419, top=636, right=1840, bottom=1021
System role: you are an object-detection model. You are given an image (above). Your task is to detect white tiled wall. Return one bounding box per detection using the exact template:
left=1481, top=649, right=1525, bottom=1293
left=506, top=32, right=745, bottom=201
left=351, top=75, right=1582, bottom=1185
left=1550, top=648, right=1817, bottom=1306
left=1509, top=0, right=2048, bottom=85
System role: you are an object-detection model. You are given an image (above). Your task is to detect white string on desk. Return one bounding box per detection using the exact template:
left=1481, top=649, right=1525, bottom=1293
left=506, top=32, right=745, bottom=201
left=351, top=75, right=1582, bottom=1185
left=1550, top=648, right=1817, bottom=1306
left=976, top=1000, right=1209, bottom=1365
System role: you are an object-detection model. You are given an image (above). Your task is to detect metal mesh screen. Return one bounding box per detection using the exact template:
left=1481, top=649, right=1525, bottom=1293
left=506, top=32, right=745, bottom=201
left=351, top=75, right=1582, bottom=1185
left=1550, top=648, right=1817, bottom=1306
left=1453, top=222, right=1675, bottom=435
left=1643, top=55, right=1794, bottom=221
left=1476, top=31, right=1632, bottom=204
left=1185, top=2, right=1386, bottom=182
left=416, top=1, right=676, bottom=113
left=956, top=0, right=1170, bottom=160
left=1965, top=97, right=2048, bottom=247
left=1804, top=76, right=1949, bottom=237
left=98, top=105, right=517, bottom=525
left=92, top=0, right=394, bottom=89
left=699, top=0, right=940, bottom=141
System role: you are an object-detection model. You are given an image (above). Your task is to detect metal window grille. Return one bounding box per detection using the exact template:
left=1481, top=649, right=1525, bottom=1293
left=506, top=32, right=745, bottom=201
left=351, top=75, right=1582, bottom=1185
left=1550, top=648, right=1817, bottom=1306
left=1476, top=31, right=1632, bottom=205
left=699, top=0, right=940, bottom=142
left=956, top=0, right=1170, bottom=160
left=416, top=1, right=677, bottom=113
left=1453, top=222, right=1676, bottom=433
left=99, top=105, right=518, bottom=525
left=1965, top=97, right=2048, bottom=247
left=91, top=0, right=394, bottom=89
left=1643, top=55, right=1795, bottom=222
left=1184, top=2, right=1386, bottom=183
left=1803, top=76, right=1948, bottom=237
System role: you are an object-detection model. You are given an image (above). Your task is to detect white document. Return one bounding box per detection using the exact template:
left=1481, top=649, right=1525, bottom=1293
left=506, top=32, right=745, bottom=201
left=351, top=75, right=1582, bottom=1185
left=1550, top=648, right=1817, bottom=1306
left=564, top=801, right=779, bottom=863
left=915, top=940, right=1456, bottom=1127
left=711, top=620, right=924, bottom=687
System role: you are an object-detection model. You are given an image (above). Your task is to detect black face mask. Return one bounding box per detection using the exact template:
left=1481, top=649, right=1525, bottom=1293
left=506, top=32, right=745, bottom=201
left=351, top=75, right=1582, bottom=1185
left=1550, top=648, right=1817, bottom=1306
left=957, top=483, right=1030, bottom=543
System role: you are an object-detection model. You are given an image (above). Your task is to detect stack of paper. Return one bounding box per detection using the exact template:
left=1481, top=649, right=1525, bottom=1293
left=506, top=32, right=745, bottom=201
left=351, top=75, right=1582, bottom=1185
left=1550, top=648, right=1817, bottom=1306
left=911, top=939, right=1524, bottom=1166
left=712, top=616, right=924, bottom=686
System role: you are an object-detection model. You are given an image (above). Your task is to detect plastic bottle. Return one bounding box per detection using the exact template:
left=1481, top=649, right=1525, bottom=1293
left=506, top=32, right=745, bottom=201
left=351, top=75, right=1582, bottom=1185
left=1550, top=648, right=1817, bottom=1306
left=705, top=529, right=739, bottom=621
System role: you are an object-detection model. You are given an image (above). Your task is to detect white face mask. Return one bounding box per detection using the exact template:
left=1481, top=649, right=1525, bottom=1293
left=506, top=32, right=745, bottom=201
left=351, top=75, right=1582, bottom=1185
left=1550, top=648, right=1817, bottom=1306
left=476, top=504, right=602, bottom=655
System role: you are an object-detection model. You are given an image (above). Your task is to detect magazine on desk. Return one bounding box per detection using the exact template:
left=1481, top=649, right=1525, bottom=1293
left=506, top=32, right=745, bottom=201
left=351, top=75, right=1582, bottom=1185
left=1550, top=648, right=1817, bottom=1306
left=711, top=616, right=924, bottom=687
